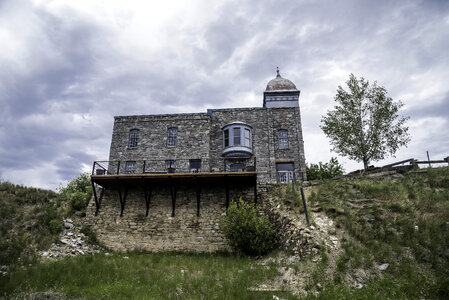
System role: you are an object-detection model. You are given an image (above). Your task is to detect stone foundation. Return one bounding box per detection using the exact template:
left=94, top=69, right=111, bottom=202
left=85, top=184, right=255, bottom=252
left=85, top=183, right=317, bottom=256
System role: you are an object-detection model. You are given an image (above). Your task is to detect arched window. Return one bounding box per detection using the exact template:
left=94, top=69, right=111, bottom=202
left=222, top=122, right=253, bottom=157
left=128, top=129, right=139, bottom=148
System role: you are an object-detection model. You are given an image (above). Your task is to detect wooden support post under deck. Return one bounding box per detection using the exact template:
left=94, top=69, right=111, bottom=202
left=169, top=176, right=177, bottom=217
left=117, top=180, right=128, bottom=217
left=98, top=187, right=105, bottom=215
left=195, top=176, right=201, bottom=217
left=91, top=180, right=100, bottom=215
left=143, top=178, right=152, bottom=217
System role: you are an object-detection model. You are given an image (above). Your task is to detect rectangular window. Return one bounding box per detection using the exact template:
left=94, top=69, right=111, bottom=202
left=278, top=130, right=289, bottom=149
left=224, top=129, right=229, bottom=147
left=128, top=129, right=139, bottom=148
left=244, top=128, right=251, bottom=148
left=276, top=162, right=294, bottom=183
left=233, top=127, right=241, bottom=146
left=189, top=159, right=201, bottom=173
left=125, top=161, right=136, bottom=174
left=167, top=127, right=178, bottom=147
left=165, top=160, right=176, bottom=173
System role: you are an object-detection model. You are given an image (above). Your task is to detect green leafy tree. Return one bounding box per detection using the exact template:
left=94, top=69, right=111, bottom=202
left=59, top=172, right=92, bottom=214
left=306, top=157, right=344, bottom=180
left=321, top=74, right=411, bottom=170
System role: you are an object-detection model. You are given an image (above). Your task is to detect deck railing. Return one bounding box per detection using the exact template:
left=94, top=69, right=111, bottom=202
left=92, top=157, right=257, bottom=175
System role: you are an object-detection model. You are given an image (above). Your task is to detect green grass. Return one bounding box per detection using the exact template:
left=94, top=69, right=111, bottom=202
left=306, top=167, right=449, bottom=299
left=0, top=181, right=65, bottom=267
left=1, top=168, right=448, bottom=299
left=0, top=252, right=283, bottom=299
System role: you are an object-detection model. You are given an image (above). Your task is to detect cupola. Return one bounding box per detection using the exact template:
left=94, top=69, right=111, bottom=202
left=263, top=68, right=300, bottom=108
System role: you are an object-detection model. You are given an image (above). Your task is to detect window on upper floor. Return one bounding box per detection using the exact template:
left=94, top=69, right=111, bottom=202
left=233, top=127, right=241, bottom=145
left=244, top=128, right=251, bottom=148
left=278, top=129, right=289, bottom=149
left=125, top=161, right=136, bottom=174
left=128, top=129, right=139, bottom=148
left=167, top=127, right=178, bottom=147
left=222, top=124, right=252, bottom=149
left=222, top=123, right=253, bottom=157
left=224, top=129, right=230, bottom=147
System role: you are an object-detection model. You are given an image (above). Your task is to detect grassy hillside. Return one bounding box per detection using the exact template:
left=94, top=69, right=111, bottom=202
left=305, top=167, right=449, bottom=298
left=1, top=168, right=448, bottom=299
left=0, top=181, right=64, bottom=268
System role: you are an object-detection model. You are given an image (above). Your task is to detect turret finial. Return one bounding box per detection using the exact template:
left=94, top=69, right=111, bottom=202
left=276, top=67, right=280, bottom=77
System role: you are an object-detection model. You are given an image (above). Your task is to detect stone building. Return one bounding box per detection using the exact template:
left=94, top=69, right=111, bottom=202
left=87, top=69, right=307, bottom=252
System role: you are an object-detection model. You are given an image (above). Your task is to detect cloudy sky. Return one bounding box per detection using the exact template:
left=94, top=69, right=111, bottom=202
left=1, top=0, right=448, bottom=190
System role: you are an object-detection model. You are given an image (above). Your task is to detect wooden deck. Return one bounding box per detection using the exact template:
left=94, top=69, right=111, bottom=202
left=90, top=172, right=258, bottom=217
left=91, top=171, right=257, bottom=189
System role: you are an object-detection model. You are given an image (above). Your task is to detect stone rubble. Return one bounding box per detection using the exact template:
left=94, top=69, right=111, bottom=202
left=259, top=187, right=340, bottom=257
left=40, top=218, right=100, bottom=259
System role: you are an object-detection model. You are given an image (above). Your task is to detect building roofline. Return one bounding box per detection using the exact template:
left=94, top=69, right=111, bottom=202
left=114, top=112, right=210, bottom=119
left=113, top=107, right=275, bottom=119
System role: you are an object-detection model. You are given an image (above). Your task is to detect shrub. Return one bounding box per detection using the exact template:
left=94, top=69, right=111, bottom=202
left=306, top=157, right=344, bottom=180
left=49, top=219, right=62, bottom=234
left=220, top=198, right=276, bottom=255
left=35, top=202, right=60, bottom=229
left=80, top=225, right=98, bottom=245
left=70, top=191, right=90, bottom=212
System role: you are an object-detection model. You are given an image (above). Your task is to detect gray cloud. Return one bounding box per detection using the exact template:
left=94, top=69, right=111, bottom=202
left=0, top=0, right=448, bottom=189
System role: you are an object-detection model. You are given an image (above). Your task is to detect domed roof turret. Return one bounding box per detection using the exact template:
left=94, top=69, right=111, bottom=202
left=265, top=68, right=298, bottom=92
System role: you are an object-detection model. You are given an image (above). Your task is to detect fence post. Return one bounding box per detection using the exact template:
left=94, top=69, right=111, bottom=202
left=300, top=187, right=310, bottom=226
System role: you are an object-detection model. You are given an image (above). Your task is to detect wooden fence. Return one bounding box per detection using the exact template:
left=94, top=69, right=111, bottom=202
left=382, top=156, right=449, bottom=170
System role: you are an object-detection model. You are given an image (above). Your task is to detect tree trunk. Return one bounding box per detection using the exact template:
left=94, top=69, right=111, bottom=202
left=363, top=158, right=369, bottom=170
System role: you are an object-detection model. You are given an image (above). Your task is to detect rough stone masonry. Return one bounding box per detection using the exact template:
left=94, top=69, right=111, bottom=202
left=87, top=70, right=307, bottom=252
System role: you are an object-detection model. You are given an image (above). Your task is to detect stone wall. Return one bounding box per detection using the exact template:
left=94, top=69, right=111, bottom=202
left=107, top=107, right=306, bottom=182
left=209, top=108, right=273, bottom=182
left=85, top=183, right=319, bottom=256
left=84, top=184, right=256, bottom=252
left=209, top=107, right=306, bottom=182
left=109, top=113, right=211, bottom=173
